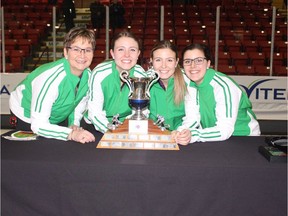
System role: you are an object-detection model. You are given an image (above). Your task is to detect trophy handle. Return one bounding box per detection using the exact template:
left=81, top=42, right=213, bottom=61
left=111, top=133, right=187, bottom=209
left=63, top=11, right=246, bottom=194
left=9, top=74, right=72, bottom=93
left=120, top=70, right=133, bottom=96
left=146, top=71, right=159, bottom=98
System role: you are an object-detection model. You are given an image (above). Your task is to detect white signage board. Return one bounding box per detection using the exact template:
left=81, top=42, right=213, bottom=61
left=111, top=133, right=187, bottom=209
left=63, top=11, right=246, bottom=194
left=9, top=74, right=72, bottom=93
left=1, top=73, right=287, bottom=120
left=230, top=75, right=287, bottom=120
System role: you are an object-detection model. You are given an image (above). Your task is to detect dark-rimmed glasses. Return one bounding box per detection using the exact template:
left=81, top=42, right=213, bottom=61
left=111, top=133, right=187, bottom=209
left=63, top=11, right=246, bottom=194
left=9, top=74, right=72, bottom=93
left=67, top=46, right=94, bottom=54
left=183, top=57, right=207, bottom=66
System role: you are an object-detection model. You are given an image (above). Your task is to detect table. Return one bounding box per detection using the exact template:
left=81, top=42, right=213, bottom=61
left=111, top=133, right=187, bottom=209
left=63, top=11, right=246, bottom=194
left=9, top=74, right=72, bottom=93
left=1, top=132, right=287, bottom=216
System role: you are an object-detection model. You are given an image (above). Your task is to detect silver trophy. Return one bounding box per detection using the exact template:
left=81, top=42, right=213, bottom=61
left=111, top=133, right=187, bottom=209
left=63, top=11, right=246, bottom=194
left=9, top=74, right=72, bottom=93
left=107, top=114, right=123, bottom=130
left=120, top=70, right=159, bottom=120
left=153, top=114, right=170, bottom=131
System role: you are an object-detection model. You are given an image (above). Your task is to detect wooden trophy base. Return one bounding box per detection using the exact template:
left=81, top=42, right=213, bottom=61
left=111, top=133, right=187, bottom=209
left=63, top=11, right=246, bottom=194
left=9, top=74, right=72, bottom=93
left=110, top=119, right=170, bottom=135
left=97, top=119, right=179, bottom=150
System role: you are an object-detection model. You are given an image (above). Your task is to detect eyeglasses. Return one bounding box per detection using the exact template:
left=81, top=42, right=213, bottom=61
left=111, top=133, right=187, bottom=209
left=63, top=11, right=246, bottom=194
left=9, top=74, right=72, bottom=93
left=67, top=46, right=94, bottom=54
left=183, top=57, right=207, bottom=66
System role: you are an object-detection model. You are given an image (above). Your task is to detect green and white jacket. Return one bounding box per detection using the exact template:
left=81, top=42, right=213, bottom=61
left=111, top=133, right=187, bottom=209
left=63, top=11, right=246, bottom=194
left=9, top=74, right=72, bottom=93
left=149, top=73, right=190, bottom=131
left=179, top=68, right=261, bottom=143
left=9, top=58, right=90, bottom=140
left=86, top=60, right=147, bottom=133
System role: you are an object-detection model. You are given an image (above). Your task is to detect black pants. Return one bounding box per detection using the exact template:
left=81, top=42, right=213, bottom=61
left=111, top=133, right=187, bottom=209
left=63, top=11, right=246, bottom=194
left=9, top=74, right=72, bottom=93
left=80, top=118, right=103, bottom=137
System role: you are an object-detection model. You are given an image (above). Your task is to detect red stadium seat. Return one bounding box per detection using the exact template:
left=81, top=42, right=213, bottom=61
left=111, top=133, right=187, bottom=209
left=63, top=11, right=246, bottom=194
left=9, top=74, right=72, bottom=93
left=176, top=38, right=193, bottom=51
left=163, top=27, right=175, bottom=39
left=95, top=38, right=108, bottom=50
left=4, top=13, right=16, bottom=21
left=20, top=21, right=35, bottom=29
left=9, top=50, right=25, bottom=71
left=242, top=40, right=259, bottom=52
left=4, top=30, right=13, bottom=39
left=5, top=39, right=18, bottom=50
left=145, top=19, right=159, bottom=28
left=230, top=52, right=249, bottom=65
left=141, top=49, right=151, bottom=60
left=33, top=4, right=51, bottom=12
left=269, top=52, right=287, bottom=67
left=130, top=19, right=145, bottom=28
left=17, top=39, right=33, bottom=56
left=27, top=12, right=41, bottom=21
left=273, top=66, right=288, bottom=76
left=131, top=27, right=144, bottom=38
left=14, top=13, right=29, bottom=21
left=11, top=29, right=27, bottom=40
left=33, top=20, right=49, bottom=32
left=248, top=52, right=267, bottom=66
left=216, top=65, right=237, bottom=75
left=142, top=38, right=159, bottom=52
left=252, top=28, right=268, bottom=41
left=224, top=39, right=243, bottom=52
left=255, top=65, right=271, bottom=76
left=5, top=21, right=21, bottom=30
left=236, top=65, right=256, bottom=75
left=257, top=40, right=271, bottom=53
left=40, top=12, right=53, bottom=22
left=188, top=20, right=202, bottom=28
left=4, top=63, right=16, bottom=73
left=275, top=41, right=288, bottom=53
left=192, top=38, right=209, bottom=46
left=217, top=51, right=232, bottom=65
left=6, top=5, right=23, bottom=13
left=174, top=26, right=190, bottom=40
left=26, top=28, right=41, bottom=45
left=146, top=9, right=159, bottom=19
left=191, top=29, right=206, bottom=41
left=144, top=28, right=159, bottom=39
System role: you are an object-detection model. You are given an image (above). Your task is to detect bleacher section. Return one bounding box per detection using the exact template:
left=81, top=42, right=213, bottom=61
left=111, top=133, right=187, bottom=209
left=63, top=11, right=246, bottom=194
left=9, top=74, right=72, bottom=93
left=1, top=0, right=62, bottom=72
left=1, top=0, right=287, bottom=75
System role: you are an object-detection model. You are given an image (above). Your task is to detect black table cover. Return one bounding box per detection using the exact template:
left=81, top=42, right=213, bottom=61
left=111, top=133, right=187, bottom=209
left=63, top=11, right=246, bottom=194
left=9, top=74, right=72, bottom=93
left=1, top=132, right=287, bottom=216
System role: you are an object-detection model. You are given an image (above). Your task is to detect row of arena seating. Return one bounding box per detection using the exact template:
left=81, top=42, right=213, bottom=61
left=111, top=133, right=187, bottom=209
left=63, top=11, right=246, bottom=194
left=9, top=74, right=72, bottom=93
left=86, top=0, right=287, bottom=73
left=1, top=0, right=61, bottom=71
left=1, top=0, right=287, bottom=75
left=217, top=64, right=286, bottom=76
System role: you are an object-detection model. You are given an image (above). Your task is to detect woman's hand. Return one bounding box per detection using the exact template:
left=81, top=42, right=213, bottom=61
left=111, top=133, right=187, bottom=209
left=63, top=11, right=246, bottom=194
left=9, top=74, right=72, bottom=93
left=171, top=129, right=191, bottom=145
left=68, top=129, right=95, bottom=144
left=70, top=125, right=83, bottom=131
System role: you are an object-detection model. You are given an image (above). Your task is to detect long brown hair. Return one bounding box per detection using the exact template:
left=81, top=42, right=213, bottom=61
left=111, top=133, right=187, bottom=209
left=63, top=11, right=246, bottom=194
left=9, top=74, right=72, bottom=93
left=110, top=30, right=142, bottom=51
left=150, top=40, right=186, bottom=105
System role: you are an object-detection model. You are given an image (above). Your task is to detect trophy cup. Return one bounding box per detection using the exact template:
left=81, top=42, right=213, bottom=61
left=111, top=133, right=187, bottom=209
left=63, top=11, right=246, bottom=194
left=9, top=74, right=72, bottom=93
left=120, top=70, right=159, bottom=134
left=97, top=70, right=178, bottom=150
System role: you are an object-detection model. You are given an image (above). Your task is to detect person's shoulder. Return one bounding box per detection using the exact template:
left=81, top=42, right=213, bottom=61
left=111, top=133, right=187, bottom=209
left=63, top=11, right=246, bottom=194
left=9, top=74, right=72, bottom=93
left=182, top=73, right=191, bottom=85
left=27, top=59, right=66, bottom=80
left=133, top=64, right=147, bottom=76
left=36, top=58, right=65, bottom=71
left=134, top=64, right=145, bottom=71
left=91, top=60, right=113, bottom=74
left=213, top=69, right=240, bottom=87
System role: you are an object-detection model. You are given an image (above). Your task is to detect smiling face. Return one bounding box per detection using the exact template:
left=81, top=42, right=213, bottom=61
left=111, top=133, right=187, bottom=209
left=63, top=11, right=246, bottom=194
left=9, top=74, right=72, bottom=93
left=183, top=48, right=211, bottom=85
left=150, top=48, right=178, bottom=87
left=63, top=37, right=94, bottom=76
left=110, top=36, right=140, bottom=72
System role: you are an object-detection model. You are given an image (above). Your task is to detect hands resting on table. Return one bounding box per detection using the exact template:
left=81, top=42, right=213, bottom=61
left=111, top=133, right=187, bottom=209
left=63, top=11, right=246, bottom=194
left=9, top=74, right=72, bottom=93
left=171, top=129, right=191, bottom=146
left=68, top=125, right=95, bottom=144
left=67, top=126, right=191, bottom=145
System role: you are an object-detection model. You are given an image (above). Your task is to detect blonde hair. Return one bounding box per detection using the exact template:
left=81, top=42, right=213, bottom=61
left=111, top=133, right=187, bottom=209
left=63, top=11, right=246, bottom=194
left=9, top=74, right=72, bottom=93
left=150, top=40, right=186, bottom=105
